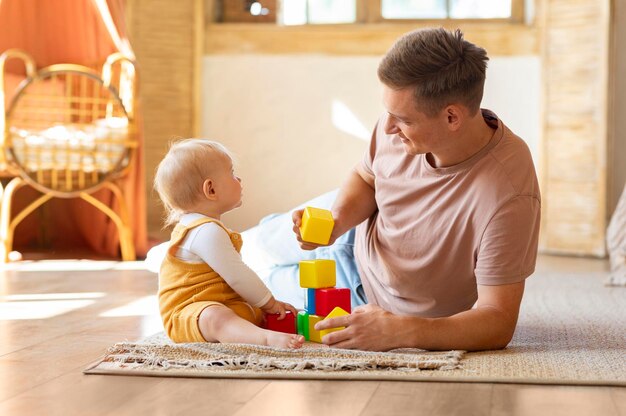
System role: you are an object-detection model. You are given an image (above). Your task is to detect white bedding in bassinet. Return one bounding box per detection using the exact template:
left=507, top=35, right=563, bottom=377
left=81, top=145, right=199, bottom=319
left=9, top=117, right=128, bottom=173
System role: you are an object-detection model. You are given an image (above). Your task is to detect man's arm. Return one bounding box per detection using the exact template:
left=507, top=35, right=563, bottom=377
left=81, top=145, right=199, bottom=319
left=316, top=281, right=525, bottom=351
left=293, top=165, right=377, bottom=249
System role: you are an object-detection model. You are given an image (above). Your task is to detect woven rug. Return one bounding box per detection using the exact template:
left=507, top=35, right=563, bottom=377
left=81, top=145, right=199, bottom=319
left=85, top=273, right=626, bottom=386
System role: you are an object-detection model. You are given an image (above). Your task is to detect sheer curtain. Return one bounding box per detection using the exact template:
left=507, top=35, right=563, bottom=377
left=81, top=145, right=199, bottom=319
left=0, top=0, right=147, bottom=258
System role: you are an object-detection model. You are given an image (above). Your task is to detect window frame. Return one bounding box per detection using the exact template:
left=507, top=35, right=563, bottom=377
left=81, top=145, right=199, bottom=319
left=208, top=0, right=525, bottom=25
left=204, top=0, right=536, bottom=56
left=356, top=0, right=525, bottom=25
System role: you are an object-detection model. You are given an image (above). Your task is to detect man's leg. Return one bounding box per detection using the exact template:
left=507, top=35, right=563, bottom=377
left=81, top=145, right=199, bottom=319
left=256, top=228, right=365, bottom=309
left=242, top=189, right=339, bottom=267
left=241, top=189, right=366, bottom=309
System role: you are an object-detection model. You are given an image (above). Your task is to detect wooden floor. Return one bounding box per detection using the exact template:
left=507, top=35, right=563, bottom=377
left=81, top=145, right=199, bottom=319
left=0, top=255, right=624, bottom=416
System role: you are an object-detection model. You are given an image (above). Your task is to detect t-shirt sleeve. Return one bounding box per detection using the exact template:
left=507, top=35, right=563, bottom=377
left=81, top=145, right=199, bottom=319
left=187, top=223, right=272, bottom=308
left=358, top=120, right=380, bottom=183
left=475, top=195, right=541, bottom=285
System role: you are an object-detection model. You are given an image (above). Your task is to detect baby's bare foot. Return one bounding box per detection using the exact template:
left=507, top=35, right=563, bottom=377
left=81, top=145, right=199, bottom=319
left=287, top=334, right=305, bottom=349
left=264, top=331, right=305, bottom=349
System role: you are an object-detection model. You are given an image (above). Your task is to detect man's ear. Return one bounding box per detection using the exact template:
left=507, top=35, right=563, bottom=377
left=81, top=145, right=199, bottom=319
left=202, top=179, right=217, bottom=200
left=445, top=105, right=463, bottom=131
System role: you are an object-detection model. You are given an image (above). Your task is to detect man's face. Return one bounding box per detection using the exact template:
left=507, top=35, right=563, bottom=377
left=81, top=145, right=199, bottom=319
left=381, top=85, right=448, bottom=156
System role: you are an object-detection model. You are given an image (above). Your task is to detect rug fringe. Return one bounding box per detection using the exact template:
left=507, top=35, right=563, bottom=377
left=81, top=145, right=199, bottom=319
left=104, top=342, right=464, bottom=373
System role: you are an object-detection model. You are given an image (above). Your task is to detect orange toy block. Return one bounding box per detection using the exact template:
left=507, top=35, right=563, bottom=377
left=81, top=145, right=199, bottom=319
left=300, top=207, right=334, bottom=245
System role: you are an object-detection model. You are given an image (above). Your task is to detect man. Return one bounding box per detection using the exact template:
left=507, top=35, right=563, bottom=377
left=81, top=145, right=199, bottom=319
left=292, top=28, right=541, bottom=351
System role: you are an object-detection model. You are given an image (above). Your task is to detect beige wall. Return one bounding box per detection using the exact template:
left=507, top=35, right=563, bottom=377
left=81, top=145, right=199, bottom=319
left=127, top=0, right=203, bottom=241
left=132, top=0, right=620, bottom=257
left=202, top=54, right=541, bottom=231
left=538, top=0, right=611, bottom=256
left=201, top=55, right=379, bottom=230
left=610, top=0, right=626, bottom=216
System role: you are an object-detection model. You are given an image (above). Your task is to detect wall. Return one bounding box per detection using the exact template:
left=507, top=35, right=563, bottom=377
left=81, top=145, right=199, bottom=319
left=202, top=54, right=541, bottom=230
left=539, top=0, right=611, bottom=256
left=610, top=0, right=626, bottom=216
left=129, top=0, right=621, bottom=257
left=127, top=0, right=203, bottom=241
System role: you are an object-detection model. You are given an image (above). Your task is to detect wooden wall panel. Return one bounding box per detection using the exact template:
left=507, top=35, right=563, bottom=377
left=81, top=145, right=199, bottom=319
left=609, top=0, right=626, bottom=216
left=126, top=0, right=203, bottom=241
left=205, top=23, right=538, bottom=56
left=539, top=0, right=611, bottom=256
left=126, top=0, right=617, bottom=254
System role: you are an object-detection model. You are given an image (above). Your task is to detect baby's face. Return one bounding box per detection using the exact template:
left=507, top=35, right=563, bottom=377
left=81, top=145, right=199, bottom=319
left=214, top=153, right=243, bottom=212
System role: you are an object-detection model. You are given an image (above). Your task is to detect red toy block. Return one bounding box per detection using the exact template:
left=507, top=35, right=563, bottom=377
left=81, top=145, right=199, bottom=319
left=263, top=311, right=297, bottom=334
left=315, top=288, right=351, bottom=316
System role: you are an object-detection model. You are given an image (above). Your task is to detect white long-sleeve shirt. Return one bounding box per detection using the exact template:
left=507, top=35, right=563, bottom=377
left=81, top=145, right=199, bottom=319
left=174, top=213, right=272, bottom=308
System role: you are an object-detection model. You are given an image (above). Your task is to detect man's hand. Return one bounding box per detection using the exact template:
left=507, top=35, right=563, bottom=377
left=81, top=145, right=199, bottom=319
left=312, top=281, right=525, bottom=352
left=291, top=209, right=341, bottom=250
left=291, top=166, right=377, bottom=251
left=314, top=304, right=406, bottom=351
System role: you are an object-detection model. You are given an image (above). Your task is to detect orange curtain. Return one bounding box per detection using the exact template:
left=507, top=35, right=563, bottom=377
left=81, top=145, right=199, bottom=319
left=0, top=0, right=147, bottom=258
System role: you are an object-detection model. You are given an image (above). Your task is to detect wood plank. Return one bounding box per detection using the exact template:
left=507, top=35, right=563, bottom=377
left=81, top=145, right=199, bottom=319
left=0, top=371, right=164, bottom=416
left=0, top=257, right=624, bottom=416
left=360, top=382, right=493, bottom=416
left=491, top=384, right=619, bottom=416
left=612, top=387, right=626, bottom=416
left=0, top=333, right=140, bottom=403
left=103, top=378, right=269, bottom=416
left=232, top=380, right=380, bottom=416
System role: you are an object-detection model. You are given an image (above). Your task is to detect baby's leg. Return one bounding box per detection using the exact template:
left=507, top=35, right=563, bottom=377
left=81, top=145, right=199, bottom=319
left=198, top=305, right=304, bottom=349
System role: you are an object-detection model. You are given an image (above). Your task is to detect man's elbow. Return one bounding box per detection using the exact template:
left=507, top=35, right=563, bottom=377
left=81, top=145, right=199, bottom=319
left=477, top=304, right=520, bottom=350
left=490, top=335, right=513, bottom=350
left=487, top=324, right=517, bottom=350
left=470, top=334, right=512, bottom=352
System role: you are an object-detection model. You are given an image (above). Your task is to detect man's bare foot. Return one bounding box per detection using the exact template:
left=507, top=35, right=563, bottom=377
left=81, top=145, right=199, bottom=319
left=264, top=331, right=305, bottom=349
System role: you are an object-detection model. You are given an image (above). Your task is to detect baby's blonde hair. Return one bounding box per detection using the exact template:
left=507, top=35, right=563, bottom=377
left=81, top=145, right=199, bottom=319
left=154, top=139, right=233, bottom=227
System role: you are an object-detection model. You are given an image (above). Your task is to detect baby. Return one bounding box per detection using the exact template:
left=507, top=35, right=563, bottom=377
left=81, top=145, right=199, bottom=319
left=154, top=139, right=304, bottom=349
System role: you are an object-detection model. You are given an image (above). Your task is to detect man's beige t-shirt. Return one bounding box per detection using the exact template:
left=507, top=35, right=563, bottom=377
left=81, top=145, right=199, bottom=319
left=354, top=110, right=541, bottom=318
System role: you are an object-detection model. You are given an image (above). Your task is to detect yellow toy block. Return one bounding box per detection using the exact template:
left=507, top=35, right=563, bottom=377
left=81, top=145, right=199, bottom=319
left=300, top=207, right=334, bottom=245
left=308, top=314, right=324, bottom=343
left=299, top=259, right=336, bottom=288
left=319, top=307, right=350, bottom=339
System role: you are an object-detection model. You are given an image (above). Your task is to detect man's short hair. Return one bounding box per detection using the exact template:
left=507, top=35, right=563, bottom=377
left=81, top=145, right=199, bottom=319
left=377, top=28, right=489, bottom=116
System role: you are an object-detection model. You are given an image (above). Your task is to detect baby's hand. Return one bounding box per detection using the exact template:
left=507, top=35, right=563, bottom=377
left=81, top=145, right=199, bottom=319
left=261, top=297, right=298, bottom=320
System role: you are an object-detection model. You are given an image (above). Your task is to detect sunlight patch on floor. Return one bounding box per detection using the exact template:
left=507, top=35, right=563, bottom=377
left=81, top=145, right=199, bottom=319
left=0, top=260, right=149, bottom=272
left=1, top=292, right=105, bottom=301
left=99, top=295, right=158, bottom=317
left=139, top=314, right=166, bottom=338
left=0, top=299, right=96, bottom=320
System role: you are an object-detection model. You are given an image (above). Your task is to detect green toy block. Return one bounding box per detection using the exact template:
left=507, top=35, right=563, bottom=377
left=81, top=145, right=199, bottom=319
left=297, top=310, right=310, bottom=340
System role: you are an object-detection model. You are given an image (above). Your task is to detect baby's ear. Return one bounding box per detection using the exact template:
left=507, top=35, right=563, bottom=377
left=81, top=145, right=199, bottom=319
left=202, top=179, right=217, bottom=199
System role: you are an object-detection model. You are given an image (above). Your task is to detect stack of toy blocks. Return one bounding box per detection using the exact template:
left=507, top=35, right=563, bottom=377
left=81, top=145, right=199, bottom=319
left=263, top=206, right=351, bottom=342
left=297, top=207, right=351, bottom=343
left=297, top=259, right=351, bottom=342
